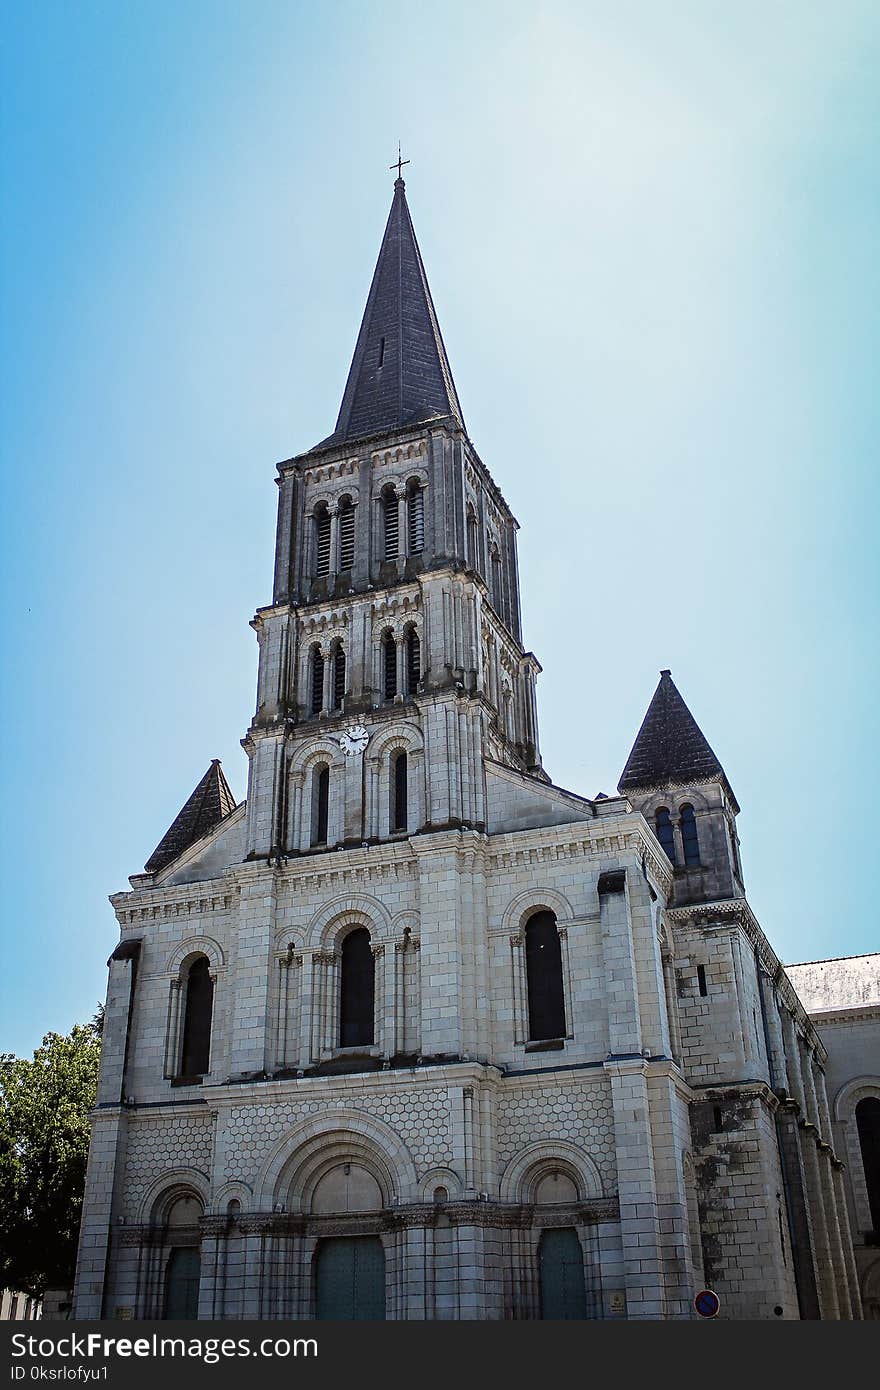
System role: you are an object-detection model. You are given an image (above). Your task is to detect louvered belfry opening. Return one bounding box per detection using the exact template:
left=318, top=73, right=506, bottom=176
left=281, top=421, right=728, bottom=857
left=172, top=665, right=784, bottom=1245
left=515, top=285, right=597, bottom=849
left=180, top=956, right=213, bottom=1077
left=405, top=626, right=420, bottom=695
left=524, top=911, right=566, bottom=1042
left=680, top=804, right=700, bottom=866
left=407, top=483, right=424, bottom=554
left=338, top=496, right=355, bottom=572
left=339, top=928, right=375, bottom=1048
left=332, top=646, right=346, bottom=711
left=382, top=488, right=399, bottom=561
left=315, top=505, right=331, bottom=577
left=391, top=751, right=408, bottom=833
left=312, top=765, right=329, bottom=846
left=655, top=808, right=676, bottom=864
left=310, top=647, right=324, bottom=715
left=382, top=631, right=397, bottom=701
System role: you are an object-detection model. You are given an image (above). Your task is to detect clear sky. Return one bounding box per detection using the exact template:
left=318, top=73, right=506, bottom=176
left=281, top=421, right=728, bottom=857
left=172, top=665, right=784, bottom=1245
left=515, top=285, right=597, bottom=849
left=1, top=1, right=878, bottom=1058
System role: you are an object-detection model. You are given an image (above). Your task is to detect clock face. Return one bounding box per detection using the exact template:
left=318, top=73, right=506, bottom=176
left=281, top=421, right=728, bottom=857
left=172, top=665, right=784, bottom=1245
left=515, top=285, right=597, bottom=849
left=339, top=723, right=369, bottom=757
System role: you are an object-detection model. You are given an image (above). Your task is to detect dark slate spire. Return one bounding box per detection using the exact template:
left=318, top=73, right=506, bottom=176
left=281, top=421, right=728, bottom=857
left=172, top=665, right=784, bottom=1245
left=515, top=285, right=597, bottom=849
left=145, top=760, right=238, bottom=874
left=618, top=670, right=727, bottom=794
left=315, top=178, right=465, bottom=450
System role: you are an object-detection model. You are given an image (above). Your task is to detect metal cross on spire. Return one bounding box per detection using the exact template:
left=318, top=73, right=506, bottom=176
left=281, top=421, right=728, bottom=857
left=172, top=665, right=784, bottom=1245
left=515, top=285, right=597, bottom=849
left=390, top=143, right=410, bottom=180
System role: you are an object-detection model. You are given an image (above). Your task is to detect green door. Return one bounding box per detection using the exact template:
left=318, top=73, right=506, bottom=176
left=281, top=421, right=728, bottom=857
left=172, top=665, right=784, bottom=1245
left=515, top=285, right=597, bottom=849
left=315, top=1236, right=386, bottom=1320
left=163, top=1247, right=201, bottom=1320
left=538, top=1228, right=587, bottom=1320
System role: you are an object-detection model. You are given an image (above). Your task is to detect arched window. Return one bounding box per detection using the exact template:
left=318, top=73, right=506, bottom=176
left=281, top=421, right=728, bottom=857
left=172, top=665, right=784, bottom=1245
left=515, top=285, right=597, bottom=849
left=538, top=1228, right=587, bottom=1320
left=310, top=647, right=324, bottom=716
left=407, top=482, right=425, bottom=554
left=405, top=626, right=420, bottom=695
left=856, top=1097, right=880, bottom=1233
left=311, top=764, right=329, bottom=846
left=524, top=911, right=566, bottom=1042
left=338, top=496, right=355, bottom=572
left=314, top=505, right=331, bottom=577
left=382, top=631, right=397, bottom=701
left=332, top=646, right=345, bottom=711
left=391, top=751, right=408, bottom=833
left=655, top=808, right=676, bottom=864
left=382, top=488, right=399, bottom=561
left=180, top=957, right=213, bottom=1078
left=339, top=928, right=374, bottom=1048
left=680, top=804, right=700, bottom=866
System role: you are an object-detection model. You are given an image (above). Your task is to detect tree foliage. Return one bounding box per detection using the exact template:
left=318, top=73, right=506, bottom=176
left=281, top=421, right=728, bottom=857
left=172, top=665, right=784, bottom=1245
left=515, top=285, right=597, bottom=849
left=0, top=1021, right=101, bottom=1296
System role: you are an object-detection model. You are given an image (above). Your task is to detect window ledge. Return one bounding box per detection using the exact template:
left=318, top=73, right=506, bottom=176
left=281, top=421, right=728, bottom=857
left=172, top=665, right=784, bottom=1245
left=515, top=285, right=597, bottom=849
left=170, top=1075, right=205, bottom=1087
left=523, top=1038, right=565, bottom=1053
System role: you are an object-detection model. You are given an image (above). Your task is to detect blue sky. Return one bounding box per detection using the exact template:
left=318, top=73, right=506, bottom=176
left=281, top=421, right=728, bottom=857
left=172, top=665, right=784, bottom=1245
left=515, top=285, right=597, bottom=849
left=1, top=1, right=877, bottom=1057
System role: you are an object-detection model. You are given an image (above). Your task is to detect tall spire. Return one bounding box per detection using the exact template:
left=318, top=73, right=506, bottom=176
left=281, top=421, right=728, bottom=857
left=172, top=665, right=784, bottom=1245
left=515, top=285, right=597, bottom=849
left=618, top=670, right=729, bottom=795
left=314, top=177, right=465, bottom=450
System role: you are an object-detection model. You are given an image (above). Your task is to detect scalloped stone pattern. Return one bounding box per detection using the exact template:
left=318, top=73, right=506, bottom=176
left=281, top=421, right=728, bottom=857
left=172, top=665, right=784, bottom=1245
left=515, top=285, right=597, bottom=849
left=123, top=1114, right=216, bottom=1218
left=496, top=1081, right=616, bottom=1190
left=222, top=1092, right=453, bottom=1184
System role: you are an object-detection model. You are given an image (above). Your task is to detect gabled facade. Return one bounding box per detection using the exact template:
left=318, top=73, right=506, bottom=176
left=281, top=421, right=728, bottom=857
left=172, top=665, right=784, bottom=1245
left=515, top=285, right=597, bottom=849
left=73, top=180, right=862, bottom=1321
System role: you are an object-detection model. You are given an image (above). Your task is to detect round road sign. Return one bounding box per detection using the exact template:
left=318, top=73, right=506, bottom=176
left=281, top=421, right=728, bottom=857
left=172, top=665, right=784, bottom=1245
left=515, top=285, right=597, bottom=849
left=694, top=1288, right=721, bottom=1318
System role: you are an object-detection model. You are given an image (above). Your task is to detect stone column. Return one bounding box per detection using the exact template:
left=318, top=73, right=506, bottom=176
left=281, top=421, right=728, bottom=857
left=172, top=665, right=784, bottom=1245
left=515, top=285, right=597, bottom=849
left=661, top=949, right=683, bottom=1063
left=286, top=769, right=302, bottom=852
left=321, top=645, right=333, bottom=714
left=783, top=1014, right=837, bottom=1318
left=832, top=1160, right=863, bottom=1319
left=163, top=978, right=182, bottom=1079
left=395, top=635, right=406, bottom=700
left=197, top=1226, right=222, bottom=1319
left=298, top=952, right=315, bottom=1070
left=811, top=1054, right=855, bottom=1318
left=275, top=955, right=292, bottom=1070
left=758, top=973, right=788, bottom=1092
left=239, top=1224, right=265, bottom=1318
left=328, top=507, right=339, bottom=576
left=509, top=933, right=527, bottom=1045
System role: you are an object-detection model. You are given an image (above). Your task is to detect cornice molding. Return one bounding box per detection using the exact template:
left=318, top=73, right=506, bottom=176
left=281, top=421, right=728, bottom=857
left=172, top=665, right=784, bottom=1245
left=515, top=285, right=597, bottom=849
left=111, top=887, right=236, bottom=927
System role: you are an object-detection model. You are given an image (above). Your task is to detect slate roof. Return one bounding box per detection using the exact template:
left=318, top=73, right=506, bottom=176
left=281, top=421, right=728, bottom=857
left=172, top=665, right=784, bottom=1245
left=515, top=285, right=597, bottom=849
left=145, top=760, right=238, bottom=874
left=312, top=178, right=465, bottom=451
left=618, top=670, right=728, bottom=794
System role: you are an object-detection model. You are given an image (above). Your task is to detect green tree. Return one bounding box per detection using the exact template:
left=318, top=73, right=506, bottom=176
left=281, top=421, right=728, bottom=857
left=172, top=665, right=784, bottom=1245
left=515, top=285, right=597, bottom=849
left=0, top=1020, right=101, bottom=1297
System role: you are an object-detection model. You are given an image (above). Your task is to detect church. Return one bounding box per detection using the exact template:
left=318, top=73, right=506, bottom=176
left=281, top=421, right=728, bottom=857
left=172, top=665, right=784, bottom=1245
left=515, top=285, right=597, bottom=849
left=72, top=175, right=863, bottom=1320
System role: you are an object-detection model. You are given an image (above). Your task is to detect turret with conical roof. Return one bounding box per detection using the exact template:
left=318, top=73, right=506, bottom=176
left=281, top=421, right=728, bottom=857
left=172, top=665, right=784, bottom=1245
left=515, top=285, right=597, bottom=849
left=144, top=759, right=238, bottom=875
left=620, top=670, right=745, bottom=906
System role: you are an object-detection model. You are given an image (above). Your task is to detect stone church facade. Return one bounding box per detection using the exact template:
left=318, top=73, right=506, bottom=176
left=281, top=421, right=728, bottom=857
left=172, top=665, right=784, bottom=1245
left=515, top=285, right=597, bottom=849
left=73, top=178, right=863, bottom=1320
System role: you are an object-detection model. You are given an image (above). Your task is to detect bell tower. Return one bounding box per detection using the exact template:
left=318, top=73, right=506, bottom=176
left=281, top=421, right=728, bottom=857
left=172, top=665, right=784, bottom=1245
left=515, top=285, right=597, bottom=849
left=243, top=176, right=544, bottom=861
